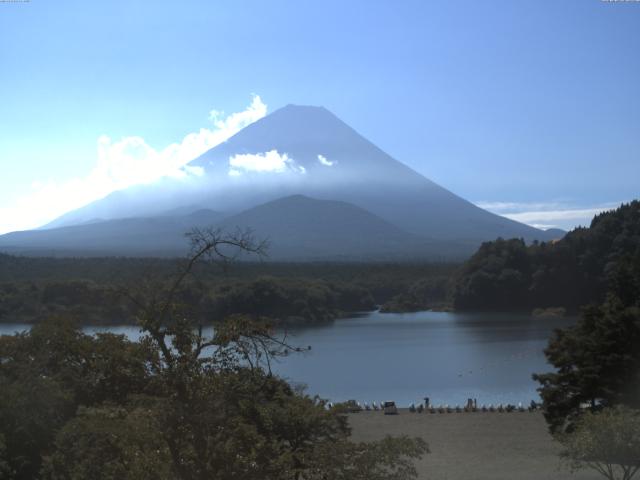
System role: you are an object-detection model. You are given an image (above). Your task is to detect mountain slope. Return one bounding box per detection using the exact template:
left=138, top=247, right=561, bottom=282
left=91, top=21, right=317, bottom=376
left=14, top=104, right=559, bottom=257
left=0, top=210, right=223, bottom=256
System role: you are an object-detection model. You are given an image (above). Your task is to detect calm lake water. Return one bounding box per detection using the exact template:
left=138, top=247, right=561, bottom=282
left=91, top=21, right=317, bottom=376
left=0, top=311, right=574, bottom=407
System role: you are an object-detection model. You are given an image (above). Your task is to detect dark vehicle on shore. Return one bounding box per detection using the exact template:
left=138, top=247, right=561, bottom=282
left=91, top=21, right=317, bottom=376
left=384, top=401, right=398, bottom=415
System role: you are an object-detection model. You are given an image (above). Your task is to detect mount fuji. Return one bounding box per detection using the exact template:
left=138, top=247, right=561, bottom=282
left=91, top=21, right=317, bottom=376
left=0, top=105, right=560, bottom=260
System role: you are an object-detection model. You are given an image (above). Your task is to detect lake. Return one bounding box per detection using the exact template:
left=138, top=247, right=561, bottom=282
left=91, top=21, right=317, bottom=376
left=0, top=310, right=574, bottom=407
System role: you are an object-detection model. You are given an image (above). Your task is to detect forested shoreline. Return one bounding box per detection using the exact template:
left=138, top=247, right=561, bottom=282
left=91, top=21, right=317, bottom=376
left=451, top=201, right=640, bottom=313
left=0, top=255, right=456, bottom=325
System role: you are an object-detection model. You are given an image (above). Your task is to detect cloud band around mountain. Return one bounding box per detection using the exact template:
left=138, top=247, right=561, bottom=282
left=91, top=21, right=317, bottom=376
left=0, top=96, right=267, bottom=234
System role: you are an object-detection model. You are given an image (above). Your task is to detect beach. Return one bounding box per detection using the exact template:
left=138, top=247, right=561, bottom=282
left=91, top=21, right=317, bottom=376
left=349, top=410, right=602, bottom=480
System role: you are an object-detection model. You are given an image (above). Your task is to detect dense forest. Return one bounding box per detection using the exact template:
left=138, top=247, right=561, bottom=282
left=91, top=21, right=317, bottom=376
left=451, top=201, right=640, bottom=312
left=0, top=254, right=456, bottom=325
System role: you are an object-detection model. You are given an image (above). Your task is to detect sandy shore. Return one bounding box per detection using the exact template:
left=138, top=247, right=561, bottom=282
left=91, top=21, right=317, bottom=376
left=348, top=410, right=601, bottom=480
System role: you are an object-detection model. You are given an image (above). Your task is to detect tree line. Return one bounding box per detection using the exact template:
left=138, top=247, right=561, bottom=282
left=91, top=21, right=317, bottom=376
left=451, top=201, right=640, bottom=312
left=0, top=255, right=457, bottom=325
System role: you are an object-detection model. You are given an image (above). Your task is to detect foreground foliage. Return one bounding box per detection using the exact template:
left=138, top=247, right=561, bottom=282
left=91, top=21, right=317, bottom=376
left=533, top=297, right=640, bottom=432
left=0, top=230, right=428, bottom=479
left=560, top=406, right=640, bottom=480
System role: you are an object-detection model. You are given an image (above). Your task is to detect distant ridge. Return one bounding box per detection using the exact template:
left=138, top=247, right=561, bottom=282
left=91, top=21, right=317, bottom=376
left=0, top=196, right=473, bottom=260
left=0, top=209, right=223, bottom=257
left=216, top=195, right=471, bottom=260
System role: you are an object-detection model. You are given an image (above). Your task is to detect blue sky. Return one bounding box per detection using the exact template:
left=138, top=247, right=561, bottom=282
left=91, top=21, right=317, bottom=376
left=0, top=0, right=638, bottom=233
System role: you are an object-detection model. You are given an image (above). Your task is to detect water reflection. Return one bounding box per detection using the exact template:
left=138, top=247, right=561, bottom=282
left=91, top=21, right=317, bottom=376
left=274, top=311, right=575, bottom=406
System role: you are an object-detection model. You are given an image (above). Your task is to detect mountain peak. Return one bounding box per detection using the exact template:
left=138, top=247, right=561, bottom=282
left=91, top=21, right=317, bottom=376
left=261, top=103, right=342, bottom=127
left=280, top=103, right=328, bottom=112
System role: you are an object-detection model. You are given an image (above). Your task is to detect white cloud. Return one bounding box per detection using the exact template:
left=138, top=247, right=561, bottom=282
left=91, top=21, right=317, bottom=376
left=475, top=200, right=620, bottom=230
left=0, top=95, right=267, bottom=234
left=182, top=165, right=205, bottom=177
left=502, top=207, right=614, bottom=226
left=474, top=201, right=566, bottom=213
left=529, top=224, right=560, bottom=231
left=317, top=154, right=336, bottom=166
left=228, top=150, right=306, bottom=176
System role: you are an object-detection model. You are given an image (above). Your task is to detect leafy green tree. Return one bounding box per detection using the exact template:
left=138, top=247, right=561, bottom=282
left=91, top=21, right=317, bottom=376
left=451, top=238, right=532, bottom=310
left=559, top=406, right=640, bottom=480
left=380, top=276, right=449, bottom=313
left=0, top=375, right=72, bottom=479
left=533, top=298, right=640, bottom=433
left=208, top=276, right=375, bottom=325
left=0, top=317, right=153, bottom=479
left=41, top=406, right=173, bottom=480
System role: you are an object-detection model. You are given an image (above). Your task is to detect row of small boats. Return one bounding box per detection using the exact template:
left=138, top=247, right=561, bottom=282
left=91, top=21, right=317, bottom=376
left=326, top=401, right=388, bottom=411
left=408, top=402, right=536, bottom=413
left=326, top=401, right=540, bottom=413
